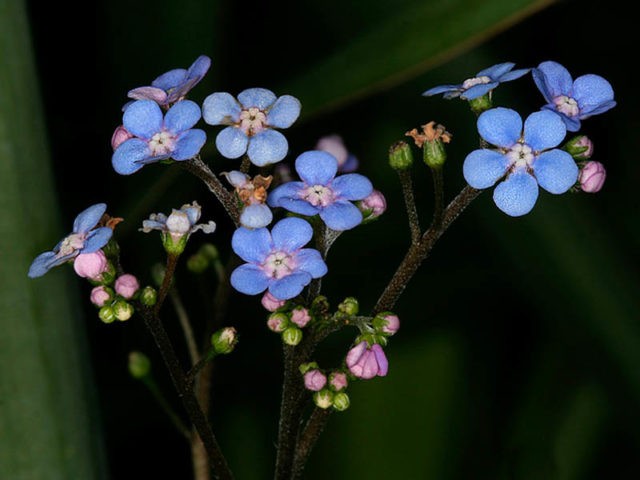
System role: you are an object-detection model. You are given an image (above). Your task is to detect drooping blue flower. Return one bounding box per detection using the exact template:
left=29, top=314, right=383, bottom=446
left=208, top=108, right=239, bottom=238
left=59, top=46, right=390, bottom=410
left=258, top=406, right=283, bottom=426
left=268, top=151, right=373, bottom=231
left=127, top=55, right=211, bottom=108
left=202, top=88, right=301, bottom=166
left=532, top=60, right=616, bottom=132
left=28, top=203, right=113, bottom=278
left=463, top=107, right=578, bottom=217
left=230, top=217, right=327, bottom=300
left=422, top=62, right=530, bottom=100
left=112, top=99, right=206, bottom=175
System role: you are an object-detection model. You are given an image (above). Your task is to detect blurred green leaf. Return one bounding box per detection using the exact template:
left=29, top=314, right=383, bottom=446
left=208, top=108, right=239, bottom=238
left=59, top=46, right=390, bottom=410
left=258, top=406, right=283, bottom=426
left=0, top=1, right=106, bottom=478
left=281, top=0, right=556, bottom=118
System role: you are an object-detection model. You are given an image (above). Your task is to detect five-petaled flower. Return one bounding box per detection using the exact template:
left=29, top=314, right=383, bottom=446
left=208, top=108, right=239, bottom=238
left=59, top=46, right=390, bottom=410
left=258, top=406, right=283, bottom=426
left=127, top=55, right=211, bottom=108
left=112, top=99, right=206, bottom=175
left=463, top=107, right=578, bottom=217
left=268, top=151, right=373, bottom=231
left=230, top=217, right=327, bottom=300
left=28, top=203, right=113, bottom=278
left=532, top=61, right=616, bottom=132
left=202, top=88, right=301, bottom=166
left=422, top=62, right=530, bottom=100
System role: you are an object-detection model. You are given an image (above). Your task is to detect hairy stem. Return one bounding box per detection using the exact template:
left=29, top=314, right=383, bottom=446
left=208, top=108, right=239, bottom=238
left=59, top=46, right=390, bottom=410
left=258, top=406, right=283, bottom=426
left=397, top=169, right=421, bottom=244
left=430, top=166, right=445, bottom=230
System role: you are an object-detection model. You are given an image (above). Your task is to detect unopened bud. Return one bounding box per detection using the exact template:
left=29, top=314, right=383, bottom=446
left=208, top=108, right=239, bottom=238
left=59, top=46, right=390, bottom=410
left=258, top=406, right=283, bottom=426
left=139, top=286, right=157, bottom=306
left=579, top=161, right=606, bottom=193
left=388, top=141, right=414, bottom=170
left=329, top=371, right=348, bottom=392
left=90, top=286, right=113, bottom=307
left=282, top=326, right=303, bottom=346
left=313, top=389, right=334, bottom=409
left=338, top=297, right=359, bottom=316
left=290, top=306, right=311, bottom=328
left=267, top=312, right=289, bottom=333
left=98, top=305, right=116, bottom=324
left=332, top=392, right=350, bottom=411
left=211, top=327, right=238, bottom=355
left=262, top=291, right=286, bottom=312
left=372, top=312, right=400, bottom=336
left=187, top=253, right=209, bottom=273
left=304, top=369, right=327, bottom=392
left=311, top=295, right=330, bottom=316
left=115, top=274, right=140, bottom=299
left=358, top=190, right=387, bottom=223
left=199, top=243, right=220, bottom=261
left=565, top=135, right=594, bottom=160
left=128, top=351, right=151, bottom=379
left=74, top=250, right=109, bottom=280
left=113, top=300, right=134, bottom=321
left=111, top=125, right=133, bottom=150
left=299, top=362, right=319, bottom=375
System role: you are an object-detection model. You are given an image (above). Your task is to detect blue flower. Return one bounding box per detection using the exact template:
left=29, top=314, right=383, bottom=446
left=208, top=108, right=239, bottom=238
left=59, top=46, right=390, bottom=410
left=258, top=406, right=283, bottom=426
left=112, top=99, right=206, bottom=175
left=28, top=203, right=113, bottom=278
left=463, top=108, right=578, bottom=217
left=268, top=151, right=373, bottom=231
left=202, top=88, right=301, bottom=166
left=230, top=217, right=327, bottom=300
left=422, top=62, right=530, bottom=100
left=127, top=55, right=211, bottom=108
left=532, top=61, right=616, bottom=132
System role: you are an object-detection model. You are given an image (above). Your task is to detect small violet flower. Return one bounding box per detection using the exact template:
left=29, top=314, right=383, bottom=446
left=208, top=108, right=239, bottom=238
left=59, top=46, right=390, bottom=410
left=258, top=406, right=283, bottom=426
left=463, top=107, right=578, bottom=217
left=28, top=203, right=113, bottom=278
left=127, top=55, right=211, bottom=108
left=316, top=134, right=359, bottom=172
left=346, top=341, right=388, bottom=380
left=223, top=171, right=273, bottom=229
left=268, top=151, right=373, bottom=231
left=423, top=62, right=530, bottom=100
left=202, top=88, right=301, bottom=166
left=533, top=61, right=616, bottom=132
left=230, top=217, right=327, bottom=300
left=112, top=99, right=206, bottom=175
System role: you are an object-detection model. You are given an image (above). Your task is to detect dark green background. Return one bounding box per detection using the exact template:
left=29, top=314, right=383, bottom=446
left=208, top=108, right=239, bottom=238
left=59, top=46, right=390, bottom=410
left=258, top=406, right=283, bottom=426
left=17, top=0, right=639, bottom=478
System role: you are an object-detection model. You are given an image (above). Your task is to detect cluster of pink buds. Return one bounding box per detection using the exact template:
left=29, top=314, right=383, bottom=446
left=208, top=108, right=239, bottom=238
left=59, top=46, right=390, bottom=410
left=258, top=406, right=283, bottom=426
left=263, top=292, right=313, bottom=346
left=565, top=135, right=607, bottom=193
left=346, top=312, right=400, bottom=380
left=300, top=362, right=350, bottom=411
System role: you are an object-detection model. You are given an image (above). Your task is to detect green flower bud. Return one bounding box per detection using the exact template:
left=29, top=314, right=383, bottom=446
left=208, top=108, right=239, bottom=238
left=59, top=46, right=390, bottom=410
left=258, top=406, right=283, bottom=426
left=388, top=141, right=414, bottom=170
left=311, top=295, right=330, bottom=316
left=313, top=389, right=334, bottom=409
left=338, top=297, right=359, bottom=316
left=186, top=253, right=209, bottom=274
left=139, top=286, right=158, bottom=306
left=98, top=305, right=116, bottom=324
left=210, top=327, right=238, bottom=355
left=199, top=243, right=220, bottom=261
left=299, top=361, right=320, bottom=375
left=564, top=135, right=594, bottom=160
left=113, top=299, right=134, bottom=322
left=332, top=392, right=350, bottom=411
left=282, top=326, right=303, bottom=346
left=267, top=312, right=289, bottom=333
left=101, top=238, right=120, bottom=258
left=128, top=351, right=151, bottom=379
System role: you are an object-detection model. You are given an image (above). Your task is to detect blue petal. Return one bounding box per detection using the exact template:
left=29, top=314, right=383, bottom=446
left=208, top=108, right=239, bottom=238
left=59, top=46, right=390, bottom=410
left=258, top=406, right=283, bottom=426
left=533, top=149, right=578, bottom=194
left=580, top=99, right=616, bottom=118
left=73, top=203, right=107, bottom=233
left=28, top=251, right=57, bottom=278
left=83, top=227, right=113, bottom=253
left=123, top=100, right=163, bottom=139
left=127, top=86, right=168, bottom=104
left=152, top=69, right=188, bottom=90
left=295, top=249, right=328, bottom=278
left=295, top=150, right=338, bottom=185
left=202, top=92, right=241, bottom=125
left=534, top=61, right=573, bottom=99
left=266, top=95, right=301, bottom=128
left=271, top=217, right=313, bottom=252
left=112, top=138, right=151, bottom=175
left=461, top=82, right=498, bottom=100
left=238, top=88, right=277, bottom=110
left=231, top=227, right=272, bottom=263
left=477, top=62, right=515, bottom=78
left=541, top=106, right=581, bottom=132
left=164, top=100, right=201, bottom=133
left=340, top=154, right=359, bottom=173
left=230, top=264, right=270, bottom=295
left=493, top=170, right=539, bottom=217
left=267, top=181, right=305, bottom=207
left=187, top=55, right=211, bottom=80
left=331, top=174, right=373, bottom=200
left=216, top=127, right=248, bottom=159
left=319, top=201, right=363, bottom=231
left=463, top=149, right=509, bottom=189
left=477, top=107, right=522, bottom=148
left=240, top=204, right=273, bottom=229
left=421, top=84, right=460, bottom=96
left=268, top=272, right=312, bottom=300
left=498, top=68, right=530, bottom=82
left=247, top=130, right=288, bottom=166
left=523, top=110, right=566, bottom=151
left=173, top=129, right=206, bottom=160
left=572, top=74, right=615, bottom=114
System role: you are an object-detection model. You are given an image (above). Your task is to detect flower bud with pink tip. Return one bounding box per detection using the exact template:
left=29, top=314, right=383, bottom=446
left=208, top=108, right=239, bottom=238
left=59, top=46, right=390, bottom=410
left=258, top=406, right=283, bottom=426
left=372, top=312, right=400, bottom=336
left=579, top=161, right=606, bottom=193
left=111, top=125, right=133, bottom=150
left=304, top=369, right=327, bottom=391
left=358, top=190, right=387, bottom=222
left=90, top=286, right=113, bottom=307
left=261, top=291, right=286, bottom=312
left=115, top=274, right=140, bottom=299
left=290, top=306, right=311, bottom=328
left=267, top=312, right=288, bottom=333
left=346, top=341, right=388, bottom=379
left=329, top=371, right=348, bottom=392
left=74, top=250, right=109, bottom=280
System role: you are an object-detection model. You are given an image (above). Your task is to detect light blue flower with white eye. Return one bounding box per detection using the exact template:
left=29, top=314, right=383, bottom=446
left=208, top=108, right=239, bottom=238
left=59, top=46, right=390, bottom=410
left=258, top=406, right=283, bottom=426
left=463, top=107, right=578, bottom=217
left=533, top=60, right=616, bottom=132
left=28, top=203, right=113, bottom=278
left=422, top=62, right=530, bottom=100
left=230, top=217, right=327, bottom=300
left=268, top=151, right=373, bottom=231
left=112, top=99, right=206, bottom=175
left=202, top=88, right=301, bottom=166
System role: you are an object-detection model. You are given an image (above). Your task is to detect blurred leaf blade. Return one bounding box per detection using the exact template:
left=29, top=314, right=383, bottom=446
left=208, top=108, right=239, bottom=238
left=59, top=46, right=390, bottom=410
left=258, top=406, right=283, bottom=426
left=0, top=1, right=106, bottom=478
left=282, top=0, right=556, bottom=117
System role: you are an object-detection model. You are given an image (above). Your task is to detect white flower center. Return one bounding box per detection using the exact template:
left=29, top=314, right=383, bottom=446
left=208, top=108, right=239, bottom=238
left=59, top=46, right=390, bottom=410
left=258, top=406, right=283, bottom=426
left=166, top=210, right=192, bottom=235
left=263, top=251, right=296, bottom=279
left=506, top=143, right=535, bottom=169
left=553, top=95, right=579, bottom=117
left=462, top=75, right=491, bottom=89
left=149, top=131, right=176, bottom=156
left=300, top=185, right=335, bottom=207
left=239, top=107, right=267, bottom=136
left=58, top=233, right=86, bottom=256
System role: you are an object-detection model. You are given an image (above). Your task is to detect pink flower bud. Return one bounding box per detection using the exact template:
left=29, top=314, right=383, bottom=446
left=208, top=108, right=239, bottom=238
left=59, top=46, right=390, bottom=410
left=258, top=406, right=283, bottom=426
left=329, top=371, right=348, bottom=391
left=304, top=369, right=327, bottom=391
left=316, top=134, right=349, bottom=167
left=267, top=312, right=288, bottom=332
left=115, top=274, right=140, bottom=299
left=373, top=313, right=400, bottom=336
left=74, top=250, right=108, bottom=280
left=90, top=286, right=112, bottom=307
left=261, top=291, right=286, bottom=312
left=111, top=125, right=133, bottom=150
left=290, top=307, right=311, bottom=328
left=346, top=341, right=388, bottom=379
left=360, top=190, right=387, bottom=217
left=579, top=161, right=606, bottom=193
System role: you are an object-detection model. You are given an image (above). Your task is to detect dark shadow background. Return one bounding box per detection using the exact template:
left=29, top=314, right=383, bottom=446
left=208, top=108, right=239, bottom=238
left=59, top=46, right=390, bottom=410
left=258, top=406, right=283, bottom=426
left=25, top=0, right=639, bottom=478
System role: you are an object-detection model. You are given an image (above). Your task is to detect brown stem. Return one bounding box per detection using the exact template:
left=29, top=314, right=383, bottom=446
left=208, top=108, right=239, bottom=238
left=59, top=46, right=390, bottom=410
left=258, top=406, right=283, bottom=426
left=291, top=408, right=333, bottom=479
left=397, top=169, right=421, bottom=244
left=155, top=254, right=179, bottom=315
left=430, top=166, right=445, bottom=230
